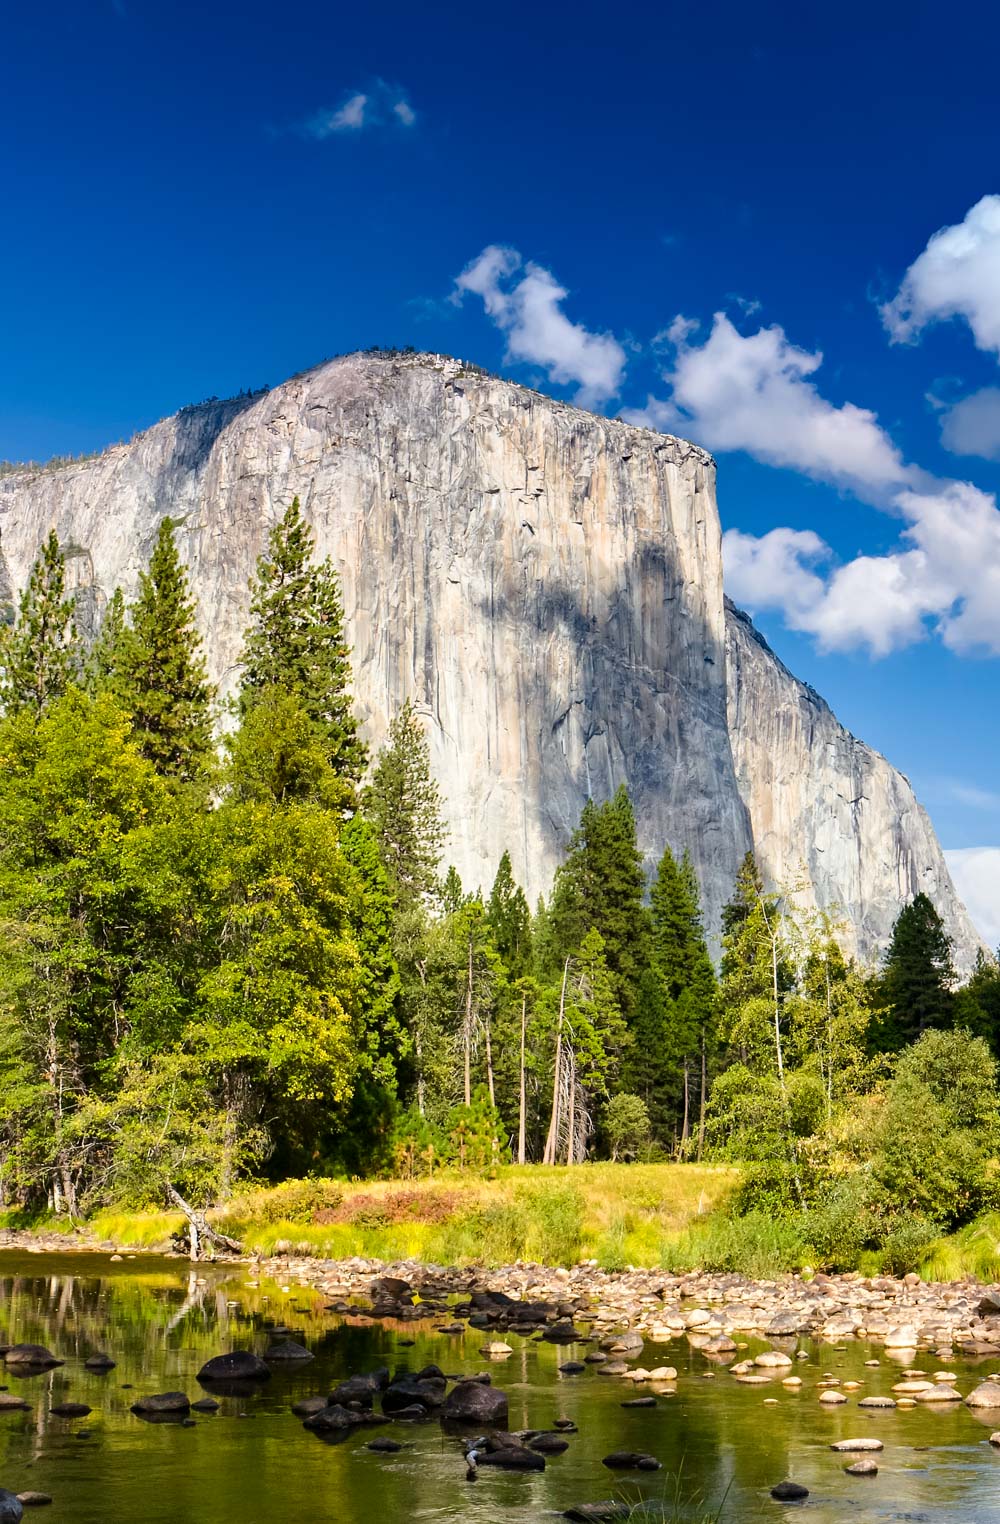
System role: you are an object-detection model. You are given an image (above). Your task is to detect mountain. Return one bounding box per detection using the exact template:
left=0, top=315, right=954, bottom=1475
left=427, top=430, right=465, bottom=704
left=0, top=350, right=981, bottom=968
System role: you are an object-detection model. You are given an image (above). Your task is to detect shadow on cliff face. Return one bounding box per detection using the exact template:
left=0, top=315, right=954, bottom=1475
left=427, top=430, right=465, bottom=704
left=167, top=391, right=266, bottom=478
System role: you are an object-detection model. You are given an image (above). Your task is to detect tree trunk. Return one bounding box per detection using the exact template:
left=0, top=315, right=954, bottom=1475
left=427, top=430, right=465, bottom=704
left=484, top=1014, right=496, bottom=1108
left=166, top=1184, right=244, bottom=1261
left=464, top=937, right=473, bottom=1107
left=697, top=1033, right=707, bottom=1162
left=517, top=993, right=527, bottom=1166
left=680, top=1058, right=690, bottom=1150
left=565, top=1052, right=576, bottom=1166
left=543, top=958, right=570, bottom=1165
left=415, top=959, right=427, bottom=1116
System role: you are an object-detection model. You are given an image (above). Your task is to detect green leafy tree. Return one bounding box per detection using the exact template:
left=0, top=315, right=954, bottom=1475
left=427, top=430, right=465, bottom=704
left=241, top=497, right=366, bottom=785
left=363, top=699, right=445, bottom=908
left=117, top=517, right=213, bottom=781
left=604, top=1092, right=651, bottom=1161
left=0, top=530, right=78, bottom=715
left=874, top=892, right=955, bottom=1049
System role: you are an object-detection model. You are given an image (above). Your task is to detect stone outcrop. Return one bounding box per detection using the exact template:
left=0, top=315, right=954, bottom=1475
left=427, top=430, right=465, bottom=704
left=0, top=350, right=980, bottom=966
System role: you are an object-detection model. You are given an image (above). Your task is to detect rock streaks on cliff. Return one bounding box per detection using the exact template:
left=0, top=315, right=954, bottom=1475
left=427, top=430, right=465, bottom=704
left=0, top=351, right=980, bottom=967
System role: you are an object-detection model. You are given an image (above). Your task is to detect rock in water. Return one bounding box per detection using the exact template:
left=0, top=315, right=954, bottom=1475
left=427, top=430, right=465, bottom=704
left=770, top=1482, right=809, bottom=1501
left=0, top=353, right=978, bottom=966
left=441, top=1382, right=508, bottom=1424
left=197, top=1353, right=271, bottom=1383
left=130, top=1392, right=190, bottom=1416
left=3, top=1346, right=61, bottom=1369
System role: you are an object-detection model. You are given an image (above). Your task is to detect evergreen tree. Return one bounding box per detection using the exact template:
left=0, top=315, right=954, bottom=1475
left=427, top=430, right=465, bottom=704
left=875, top=892, right=955, bottom=1050
left=117, top=518, right=213, bottom=781
left=549, top=785, right=651, bottom=1019
left=487, top=851, right=533, bottom=978
left=241, top=497, right=366, bottom=784
left=363, top=699, right=445, bottom=908
left=86, top=588, right=127, bottom=690
left=0, top=530, right=78, bottom=715
left=954, top=949, right=1000, bottom=1056
left=442, top=865, right=466, bottom=915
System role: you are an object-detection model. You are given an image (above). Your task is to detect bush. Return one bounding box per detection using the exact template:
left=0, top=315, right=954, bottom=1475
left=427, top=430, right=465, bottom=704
left=660, top=1209, right=810, bottom=1277
left=878, top=1211, right=942, bottom=1275
left=802, top=1175, right=880, bottom=1270
left=224, top=1178, right=344, bottom=1225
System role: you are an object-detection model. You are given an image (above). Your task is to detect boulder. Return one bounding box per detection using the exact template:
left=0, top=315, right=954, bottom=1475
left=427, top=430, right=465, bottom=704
left=197, top=1352, right=271, bottom=1384
left=263, top=1339, right=313, bottom=1362
left=14, top=1495, right=51, bottom=1508
left=130, top=1392, right=190, bottom=1416
left=382, top=1376, right=447, bottom=1414
left=291, top=1396, right=329, bottom=1417
left=190, top=1399, right=220, bottom=1413
left=3, top=1346, right=61, bottom=1369
left=367, top=1437, right=403, bottom=1453
left=0, top=1396, right=30, bottom=1413
left=303, top=1404, right=369, bottom=1433
left=475, top=1442, right=544, bottom=1471
left=441, top=1381, right=508, bottom=1424
left=83, top=1354, right=115, bottom=1371
left=770, top=1482, right=808, bottom=1501
left=328, top=1371, right=389, bottom=1407
left=883, top=1326, right=919, bottom=1348
left=563, top=1506, right=630, bottom=1523
left=602, top=1452, right=661, bottom=1471
left=830, top=1438, right=883, bottom=1452
left=50, top=1404, right=91, bottom=1418
left=966, top=1381, right=1000, bottom=1409
left=845, top=1459, right=879, bottom=1476
left=529, top=1433, right=570, bottom=1453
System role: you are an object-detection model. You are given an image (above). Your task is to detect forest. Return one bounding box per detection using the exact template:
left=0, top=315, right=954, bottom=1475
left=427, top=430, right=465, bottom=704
left=1, top=500, right=999, bottom=1274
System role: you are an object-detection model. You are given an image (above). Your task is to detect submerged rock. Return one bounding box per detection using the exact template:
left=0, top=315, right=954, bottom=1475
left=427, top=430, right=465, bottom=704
left=197, top=1352, right=271, bottom=1383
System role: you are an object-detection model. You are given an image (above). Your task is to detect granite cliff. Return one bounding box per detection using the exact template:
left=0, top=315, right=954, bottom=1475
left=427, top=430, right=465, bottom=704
left=0, top=351, right=981, bottom=967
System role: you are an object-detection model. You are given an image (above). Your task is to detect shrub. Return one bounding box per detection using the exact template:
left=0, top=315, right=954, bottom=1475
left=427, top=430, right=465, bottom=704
left=878, top=1211, right=942, bottom=1275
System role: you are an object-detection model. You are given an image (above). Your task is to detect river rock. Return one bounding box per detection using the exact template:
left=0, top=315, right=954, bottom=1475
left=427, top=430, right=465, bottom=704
left=303, top=1403, right=370, bottom=1432
left=197, top=1352, right=271, bottom=1383
left=915, top=1385, right=962, bottom=1402
left=441, top=1381, right=508, bottom=1424
left=14, top=1495, right=51, bottom=1507
left=560, top=1361, right=586, bottom=1374
left=529, top=1433, right=570, bottom=1453
left=966, top=1381, right=1000, bottom=1408
left=0, top=1396, right=29, bottom=1413
left=263, top=1339, right=313, bottom=1361
left=291, top=1396, right=329, bottom=1417
left=329, top=1370, right=389, bottom=1407
left=3, top=1346, right=61, bottom=1369
left=845, top=1459, right=879, bottom=1476
left=858, top=1396, right=896, bottom=1408
left=130, top=1392, right=190, bottom=1415
left=770, top=1482, right=808, bottom=1501
left=831, top=1438, right=884, bottom=1452
left=383, top=1376, right=447, bottom=1414
left=884, top=1326, right=919, bottom=1348
left=190, top=1398, right=220, bottom=1413
left=83, top=1354, right=115, bottom=1371
left=367, top=1437, right=403, bottom=1452
left=0, top=1490, right=23, bottom=1524
left=50, top=1403, right=91, bottom=1418
left=602, top=1452, right=661, bottom=1471
left=755, top=1351, right=793, bottom=1368
left=564, top=1506, right=630, bottom=1522
left=475, top=1442, right=544, bottom=1471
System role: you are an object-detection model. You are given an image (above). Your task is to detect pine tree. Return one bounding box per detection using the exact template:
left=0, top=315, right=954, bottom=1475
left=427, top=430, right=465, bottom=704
left=442, top=865, right=466, bottom=915
left=362, top=699, right=445, bottom=908
left=86, top=588, right=127, bottom=690
left=487, top=851, right=533, bottom=978
left=875, top=892, right=955, bottom=1049
left=117, top=518, right=213, bottom=781
left=0, top=530, right=78, bottom=715
left=549, top=785, right=651, bottom=1020
left=241, top=497, right=366, bottom=785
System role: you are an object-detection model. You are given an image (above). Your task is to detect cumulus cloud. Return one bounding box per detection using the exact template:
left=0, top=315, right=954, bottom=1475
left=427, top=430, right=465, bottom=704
left=945, top=847, right=1000, bottom=948
left=453, top=246, right=627, bottom=406
left=881, top=195, right=1000, bottom=355
left=939, top=386, right=1000, bottom=461
left=303, top=82, right=416, bottom=139
left=625, top=313, right=912, bottom=500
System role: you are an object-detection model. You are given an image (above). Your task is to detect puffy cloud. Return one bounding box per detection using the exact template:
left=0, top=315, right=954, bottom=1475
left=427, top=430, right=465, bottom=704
left=940, top=386, right=1000, bottom=461
left=454, top=246, right=626, bottom=406
left=303, top=83, right=416, bottom=139
left=625, top=313, right=912, bottom=499
left=723, top=480, right=1000, bottom=656
left=944, top=847, right=1000, bottom=948
left=881, top=195, right=1000, bottom=355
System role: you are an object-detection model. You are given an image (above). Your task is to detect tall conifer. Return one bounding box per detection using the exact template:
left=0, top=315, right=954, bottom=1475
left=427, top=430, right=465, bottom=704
left=362, top=699, right=445, bottom=908
left=241, top=497, right=366, bottom=784
left=117, top=518, right=213, bottom=781
left=875, top=892, right=955, bottom=1049
left=0, top=530, right=78, bottom=715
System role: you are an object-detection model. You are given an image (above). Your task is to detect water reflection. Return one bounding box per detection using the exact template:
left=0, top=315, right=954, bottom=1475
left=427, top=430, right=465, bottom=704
left=0, top=1253, right=999, bottom=1523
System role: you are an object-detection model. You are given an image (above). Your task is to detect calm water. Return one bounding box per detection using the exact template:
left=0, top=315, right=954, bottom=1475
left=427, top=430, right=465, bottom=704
left=2, top=1251, right=1000, bottom=1523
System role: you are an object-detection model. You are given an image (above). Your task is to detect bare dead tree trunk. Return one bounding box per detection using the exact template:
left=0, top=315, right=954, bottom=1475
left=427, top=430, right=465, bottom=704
left=517, top=992, right=527, bottom=1165
left=484, top=1013, right=496, bottom=1108
left=464, top=938, right=473, bottom=1107
left=697, top=1033, right=707, bottom=1162
left=543, top=958, right=570, bottom=1165
left=415, top=1027, right=425, bottom=1116
left=166, top=1184, right=243, bottom=1261
left=681, top=1059, right=690, bottom=1151
left=565, top=1050, right=576, bottom=1166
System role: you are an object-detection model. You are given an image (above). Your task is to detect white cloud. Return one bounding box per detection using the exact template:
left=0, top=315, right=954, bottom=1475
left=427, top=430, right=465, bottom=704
left=454, top=246, right=627, bottom=406
left=304, top=83, right=416, bottom=139
left=625, top=313, right=912, bottom=500
left=944, top=780, right=1000, bottom=811
left=945, top=847, right=1000, bottom=948
left=881, top=196, right=1000, bottom=355
left=940, top=386, right=1000, bottom=461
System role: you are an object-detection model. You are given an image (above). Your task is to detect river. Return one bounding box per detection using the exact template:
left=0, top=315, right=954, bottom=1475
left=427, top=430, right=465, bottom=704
left=1, top=1251, right=999, bottom=1522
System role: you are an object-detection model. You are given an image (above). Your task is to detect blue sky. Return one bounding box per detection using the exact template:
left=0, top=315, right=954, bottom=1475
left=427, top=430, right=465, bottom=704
left=4, top=0, right=1000, bottom=934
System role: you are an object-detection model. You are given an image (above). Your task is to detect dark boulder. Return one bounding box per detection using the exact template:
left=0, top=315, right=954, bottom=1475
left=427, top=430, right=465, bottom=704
left=371, top=1277, right=412, bottom=1302
left=529, top=1432, right=570, bottom=1453
left=622, top=1396, right=657, bottom=1408
left=303, top=1403, right=368, bottom=1433
left=190, top=1399, right=220, bottom=1414
left=329, top=1372, right=386, bottom=1408
left=130, top=1392, right=190, bottom=1416
left=197, top=1352, right=271, bottom=1384
left=367, top=1437, right=403, bottom=1453
left=560, top=1361, right=586, bottom=1374
left=442, top=1381, right=508, bottom=1424
left=263, top=1339, right=312, bottom=1362
left=770, top=1482, right=809, bottom=1501
left=602, top=1452, right=661, bottom=1471
left=0, top=1395, right=29, bottom=1413
left=291, top=1396, right=329, bottom=1417
left=3, top=1347, right=61, bottom=1369
left=563, top=1507, right=629, bottom=1523
left=50, top=1404, right=90, bottom=1418
left=84, top=1354, right=115, bottom=1371
left=382, top=1377, right=447, bottom=1414
left=542, top=1323, right=585, bottom=1344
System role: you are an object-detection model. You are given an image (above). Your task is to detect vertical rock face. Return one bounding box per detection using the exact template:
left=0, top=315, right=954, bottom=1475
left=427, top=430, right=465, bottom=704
left=0, top=351, right=980, bottom=967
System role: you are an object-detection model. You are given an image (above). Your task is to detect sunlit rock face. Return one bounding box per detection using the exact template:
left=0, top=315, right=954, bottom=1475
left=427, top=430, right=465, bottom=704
left=0, top=352, right=981, bottom=968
